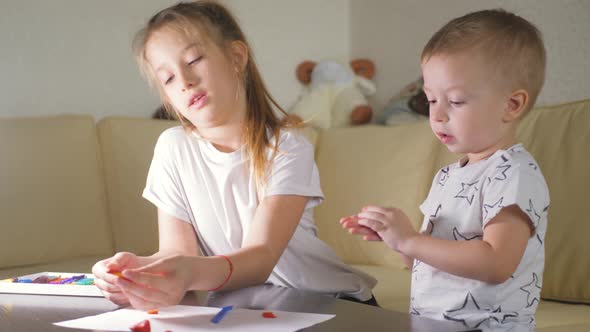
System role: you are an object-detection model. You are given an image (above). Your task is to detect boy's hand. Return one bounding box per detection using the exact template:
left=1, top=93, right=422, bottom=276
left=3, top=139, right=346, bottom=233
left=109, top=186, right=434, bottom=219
left=355, top=205, right=418, bottom=253
left=340, top=215, right=383, bottom=241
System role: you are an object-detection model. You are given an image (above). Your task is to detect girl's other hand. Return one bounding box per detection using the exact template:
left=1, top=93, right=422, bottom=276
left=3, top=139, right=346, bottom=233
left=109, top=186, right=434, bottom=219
left=92, top=252, right=141, bottom=305
left=114, top=254, right=193, bottom=310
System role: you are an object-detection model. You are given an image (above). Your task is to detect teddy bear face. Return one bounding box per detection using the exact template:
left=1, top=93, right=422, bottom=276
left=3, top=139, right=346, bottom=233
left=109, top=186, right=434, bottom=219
left=288, top=59, right=377, bottom=128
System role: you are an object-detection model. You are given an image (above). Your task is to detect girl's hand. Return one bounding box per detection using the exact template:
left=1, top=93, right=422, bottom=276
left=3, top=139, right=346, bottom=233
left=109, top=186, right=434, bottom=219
left=114, top=254, right=193, bottom=310
left=340, top=215, right=383, bottom=241
left=92, top=252, right=141, bottom=305
left=354, top=205, right=418, bottom=253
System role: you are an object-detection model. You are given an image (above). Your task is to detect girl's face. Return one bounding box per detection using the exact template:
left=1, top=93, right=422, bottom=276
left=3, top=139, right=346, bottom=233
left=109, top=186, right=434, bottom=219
left=421, top=52, right=517, bottom=164
left=146, top=28, right=247, bottom=131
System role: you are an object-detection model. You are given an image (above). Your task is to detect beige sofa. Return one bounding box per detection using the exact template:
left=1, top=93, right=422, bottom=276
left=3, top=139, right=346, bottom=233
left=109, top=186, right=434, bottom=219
left=1, top=99, right=589, bottom=329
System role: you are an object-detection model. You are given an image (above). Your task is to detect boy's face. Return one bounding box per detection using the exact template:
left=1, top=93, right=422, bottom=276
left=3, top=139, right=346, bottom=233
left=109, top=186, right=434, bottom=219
left=145, top=28, right=246, bottom=130
left=421, top=52, right=516, bottom=164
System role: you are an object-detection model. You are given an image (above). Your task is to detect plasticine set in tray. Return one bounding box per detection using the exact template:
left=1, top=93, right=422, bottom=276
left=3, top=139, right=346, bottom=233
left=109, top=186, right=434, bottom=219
left=0, top=272, right=103, bottom=297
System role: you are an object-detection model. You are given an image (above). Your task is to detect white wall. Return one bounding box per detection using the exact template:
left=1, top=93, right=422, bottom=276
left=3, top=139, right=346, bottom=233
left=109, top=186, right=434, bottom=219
left=0, top=0, right=177, bottom=119
left=220, top=0, right=350, bottom=111
left=0, top=0, right=349, bottom=119
left=351, top=0, right=590, bottom=110
left=1, top=1, right=587, bottom=119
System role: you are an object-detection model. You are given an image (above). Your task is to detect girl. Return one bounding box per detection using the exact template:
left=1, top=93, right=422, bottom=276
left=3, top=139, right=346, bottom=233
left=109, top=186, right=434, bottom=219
left=92, top=1, right=376, bottom=310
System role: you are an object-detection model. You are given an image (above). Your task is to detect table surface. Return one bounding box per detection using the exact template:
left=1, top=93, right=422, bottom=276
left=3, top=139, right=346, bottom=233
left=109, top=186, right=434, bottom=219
left=0, top=284, right=465, bottom=332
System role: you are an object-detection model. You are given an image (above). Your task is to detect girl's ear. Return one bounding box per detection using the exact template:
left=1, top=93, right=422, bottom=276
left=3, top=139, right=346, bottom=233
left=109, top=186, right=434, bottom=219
left=230, top=40, right=249, bottom=72
left=503, top=89, right=529, bottom=122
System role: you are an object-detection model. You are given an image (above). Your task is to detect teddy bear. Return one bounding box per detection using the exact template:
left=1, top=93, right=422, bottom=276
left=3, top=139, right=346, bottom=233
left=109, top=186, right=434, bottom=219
left=374, top=77, right=429, bottom=126
left=285, top=59, right=376, bottom=129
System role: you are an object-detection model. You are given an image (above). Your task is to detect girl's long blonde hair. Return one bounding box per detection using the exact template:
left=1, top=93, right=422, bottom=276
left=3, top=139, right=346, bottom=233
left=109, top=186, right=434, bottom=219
left=133, top=1, right=292, bottom=192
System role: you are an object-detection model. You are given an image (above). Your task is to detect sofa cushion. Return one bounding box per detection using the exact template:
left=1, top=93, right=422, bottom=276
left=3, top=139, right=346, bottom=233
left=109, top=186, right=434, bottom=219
left=535, top=300, right=590, bottom=329
left=0, top=256, right=105, bottom=279
left=0, top=115, right=113, bottom=269
left=314, top=123, right=440, bottom=268
left=353, top=264, right=411, bottom=313
left=98, top=117, right=177, bottom=255
left=516, top=99, right=590, bottom=304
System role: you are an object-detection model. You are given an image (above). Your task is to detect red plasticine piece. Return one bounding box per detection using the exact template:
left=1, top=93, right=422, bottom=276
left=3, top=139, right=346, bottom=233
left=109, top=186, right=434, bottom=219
left=130, top=319, right=150, bottom=332
left=262, top=311, right=277, bottom=318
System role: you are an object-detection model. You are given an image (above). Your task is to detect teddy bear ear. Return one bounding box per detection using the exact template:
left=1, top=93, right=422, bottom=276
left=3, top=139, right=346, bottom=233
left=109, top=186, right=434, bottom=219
left=296, top=61, right=317, bottom=85
left=350, top=59, right=376, bottom=80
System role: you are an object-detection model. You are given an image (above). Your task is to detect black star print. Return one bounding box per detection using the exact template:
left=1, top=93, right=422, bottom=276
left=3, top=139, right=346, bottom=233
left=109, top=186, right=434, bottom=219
left=410, top=297, right=420, bottom=315
left=494, top=164, right=512, bottom=181
left=423, top=204, right=441, bottom=235
left=454, top=181, right=479, bottom=205
left=443, top=292, right=494, bottom=328
left=520, top=273, right=542, bottom=308
left=452, top=227, right=482, bottom=241
left=493, top=305, right=520, bottom=324
left=483, top=197, right=504, bottom=221
left=526, top=199, right=541, bottom=227
left=536, top=233, right=543, bottom=245
left=529, top=162, right=538, bottom=171
left=430, top=204, right=442, bottom=220
left=438, top=166, right=450, bottom=186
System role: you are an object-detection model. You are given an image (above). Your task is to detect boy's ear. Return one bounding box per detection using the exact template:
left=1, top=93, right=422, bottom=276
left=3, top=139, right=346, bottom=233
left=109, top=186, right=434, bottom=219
left=503, top=89, right=529, bottom=122
left=230, top=40, right=249, bottom=72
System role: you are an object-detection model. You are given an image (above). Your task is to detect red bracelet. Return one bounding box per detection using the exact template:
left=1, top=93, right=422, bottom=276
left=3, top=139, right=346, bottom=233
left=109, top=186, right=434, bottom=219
left=209, top=255, right=233, bottom=291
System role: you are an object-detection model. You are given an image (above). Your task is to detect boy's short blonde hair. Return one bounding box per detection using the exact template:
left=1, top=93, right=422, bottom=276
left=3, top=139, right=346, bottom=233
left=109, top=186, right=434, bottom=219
left=422, top=9, right=546, bottom=111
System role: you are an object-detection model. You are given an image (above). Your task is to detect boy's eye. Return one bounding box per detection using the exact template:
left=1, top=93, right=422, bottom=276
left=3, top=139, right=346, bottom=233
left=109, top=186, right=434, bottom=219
left=428, top=100, right=437, bottom=105
left=164, top=76, right=174, bottom=85
left=449, top=101, right=465, bottom=106
left=188, top=56, right=203, bottom=65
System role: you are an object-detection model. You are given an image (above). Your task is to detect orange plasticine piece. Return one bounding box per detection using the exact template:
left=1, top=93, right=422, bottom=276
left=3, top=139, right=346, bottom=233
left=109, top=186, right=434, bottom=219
left=107, top=269, right=131, bottom=282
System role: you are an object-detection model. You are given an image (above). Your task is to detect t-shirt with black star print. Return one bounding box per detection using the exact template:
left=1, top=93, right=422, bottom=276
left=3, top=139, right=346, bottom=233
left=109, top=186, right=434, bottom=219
left=410, top=143, right=549, bottom=330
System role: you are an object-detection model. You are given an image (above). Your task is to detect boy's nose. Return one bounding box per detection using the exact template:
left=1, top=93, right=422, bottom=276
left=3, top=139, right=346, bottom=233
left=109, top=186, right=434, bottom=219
left=430, top=104, right=449, bottom=122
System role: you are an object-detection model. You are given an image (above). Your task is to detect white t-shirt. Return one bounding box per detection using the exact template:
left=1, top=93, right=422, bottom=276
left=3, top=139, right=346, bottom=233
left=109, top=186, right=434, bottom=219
left=412, top=144, right=549, bottom=330
left=143, top=127, right=376, bottom=300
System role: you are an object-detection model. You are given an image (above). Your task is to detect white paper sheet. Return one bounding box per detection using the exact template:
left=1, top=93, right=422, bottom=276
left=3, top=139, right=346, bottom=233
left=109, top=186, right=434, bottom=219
left=54, top=305, right=335, bottom=332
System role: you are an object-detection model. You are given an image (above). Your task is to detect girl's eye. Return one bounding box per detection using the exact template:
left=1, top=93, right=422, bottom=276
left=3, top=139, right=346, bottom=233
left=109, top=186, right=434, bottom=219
left=428, top=100, right=437, bottom=105
left=188, top=56, right=203, bottom=65
left=164, top=76, right=174, bottom=85
left=450, top=101, right=465, bottom=106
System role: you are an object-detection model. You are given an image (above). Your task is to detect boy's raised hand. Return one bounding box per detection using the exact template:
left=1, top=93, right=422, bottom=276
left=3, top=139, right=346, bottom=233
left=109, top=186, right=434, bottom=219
left=340, top=214, right=383, bottom=241
left=342, top=205, right=418, bottom=253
